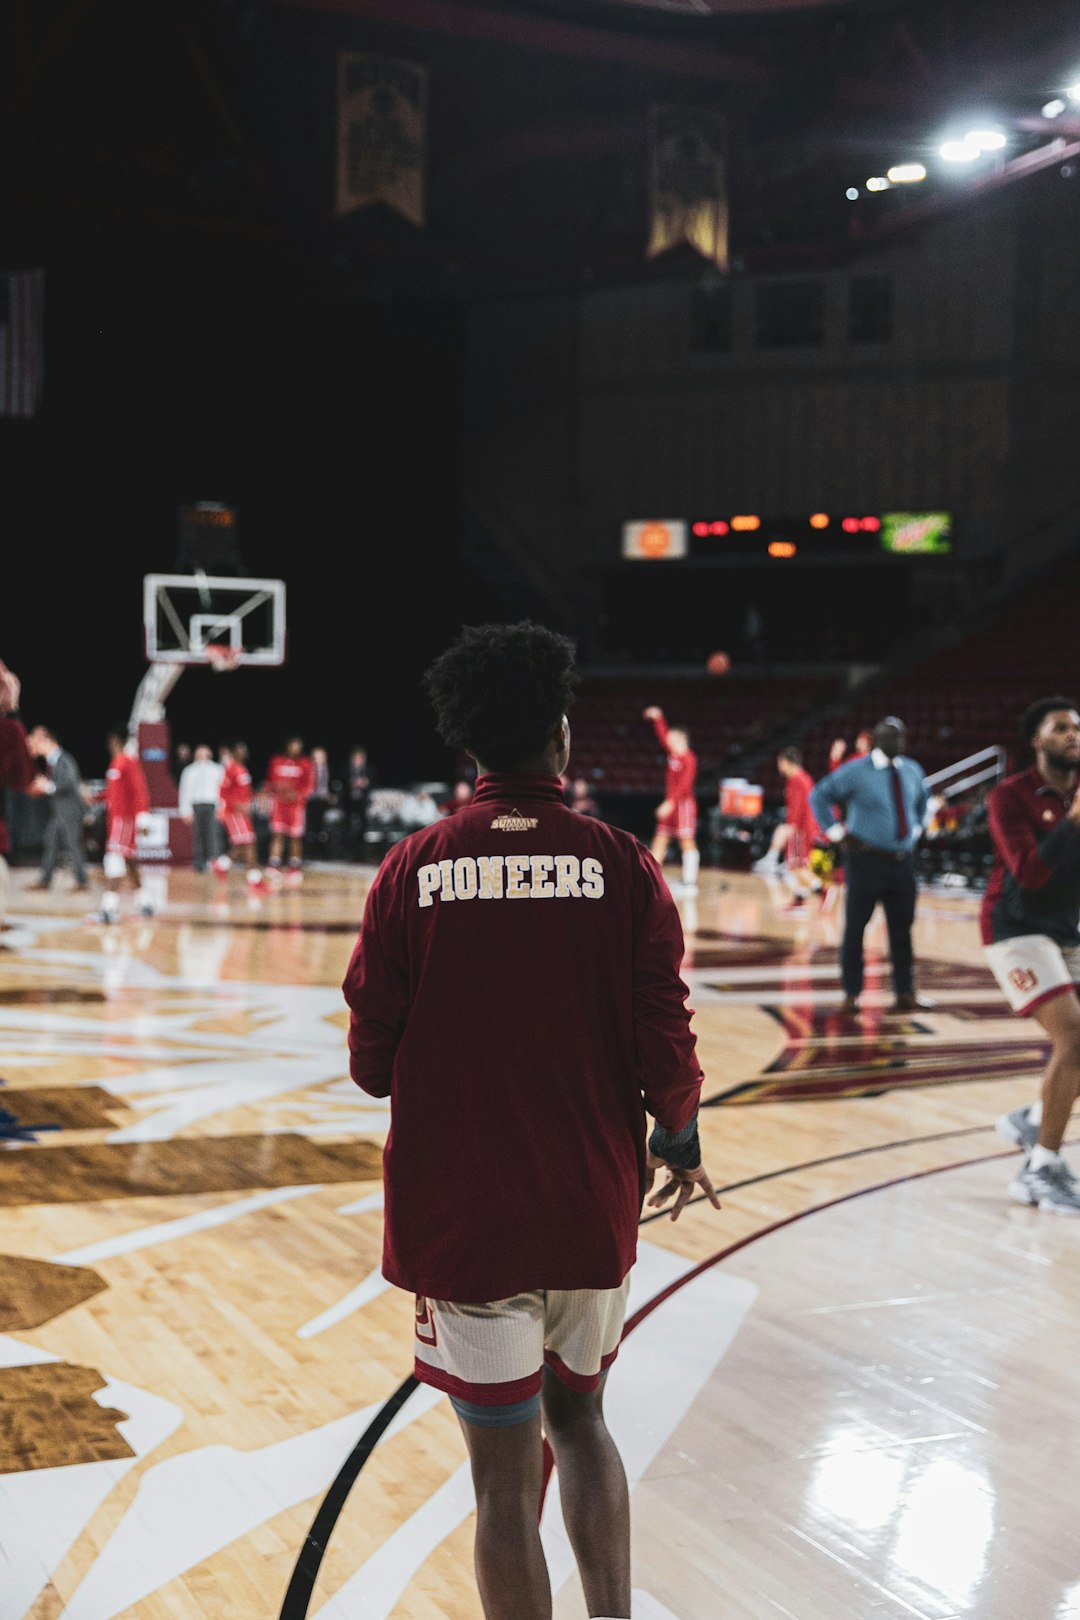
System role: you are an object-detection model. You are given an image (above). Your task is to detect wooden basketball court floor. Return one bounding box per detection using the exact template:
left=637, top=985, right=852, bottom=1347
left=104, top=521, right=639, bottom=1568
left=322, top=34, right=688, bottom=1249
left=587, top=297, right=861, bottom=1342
left=1, top=862, right=1077, bottom=1620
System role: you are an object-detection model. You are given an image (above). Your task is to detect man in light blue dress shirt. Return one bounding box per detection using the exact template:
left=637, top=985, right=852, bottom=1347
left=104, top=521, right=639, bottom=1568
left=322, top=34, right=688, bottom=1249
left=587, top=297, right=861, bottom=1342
left=810, top=717, right=931, bottom=1014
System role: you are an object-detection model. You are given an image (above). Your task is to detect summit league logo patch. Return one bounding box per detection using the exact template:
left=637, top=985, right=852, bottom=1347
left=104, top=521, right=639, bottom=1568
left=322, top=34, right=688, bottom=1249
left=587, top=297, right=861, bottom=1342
left=490, top=809, right=539, bottom=831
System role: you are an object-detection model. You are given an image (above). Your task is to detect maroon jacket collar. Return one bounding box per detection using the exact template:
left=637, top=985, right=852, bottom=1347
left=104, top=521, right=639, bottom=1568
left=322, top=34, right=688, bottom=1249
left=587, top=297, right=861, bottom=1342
left=1026, top=765, right=1076, bottom=803
left=472, top=772, right=565, bottom=805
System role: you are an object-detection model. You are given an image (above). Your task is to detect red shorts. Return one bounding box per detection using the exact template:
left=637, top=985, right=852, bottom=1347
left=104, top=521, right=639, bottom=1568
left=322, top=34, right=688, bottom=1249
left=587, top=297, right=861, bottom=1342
left=106, top=817, right=137, bottom=859
left=270, top=800, right=306, bottom=839
left=657, top=796, right=697, bottom=840
left=222, top=811, right=255, bottom=847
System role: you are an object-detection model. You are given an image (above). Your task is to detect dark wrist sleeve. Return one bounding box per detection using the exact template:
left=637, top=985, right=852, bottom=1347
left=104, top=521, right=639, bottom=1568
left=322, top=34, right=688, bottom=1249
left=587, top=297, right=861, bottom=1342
left=649, top=1114, right=702, bottom=1171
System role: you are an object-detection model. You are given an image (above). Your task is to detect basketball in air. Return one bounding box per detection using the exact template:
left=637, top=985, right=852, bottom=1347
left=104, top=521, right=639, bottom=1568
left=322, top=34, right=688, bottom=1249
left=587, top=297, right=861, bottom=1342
left=707, top=650, right=731, bottom=676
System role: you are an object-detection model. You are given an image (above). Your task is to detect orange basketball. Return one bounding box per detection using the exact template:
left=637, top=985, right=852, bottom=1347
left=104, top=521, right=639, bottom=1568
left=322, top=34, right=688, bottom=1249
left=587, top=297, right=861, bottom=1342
left=707, top=650, right=731, bottom=676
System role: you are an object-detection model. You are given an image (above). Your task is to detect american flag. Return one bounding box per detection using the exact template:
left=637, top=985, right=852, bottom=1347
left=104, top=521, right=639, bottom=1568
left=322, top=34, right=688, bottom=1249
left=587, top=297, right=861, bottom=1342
left=0, top=270, right=45, bottom=418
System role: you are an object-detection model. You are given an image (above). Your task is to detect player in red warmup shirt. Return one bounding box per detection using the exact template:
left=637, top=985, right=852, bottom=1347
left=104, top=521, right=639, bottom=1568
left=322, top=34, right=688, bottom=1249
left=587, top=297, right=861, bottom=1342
left=344, top=623, right=721, bottom=1620
left=643, top=704, right=700, bottom=892
left=217, top=741, right=262, bottom=888
left=96, top=726, right=153, bottom=923
left=0, top=660, right=36, bottom=935
left=265, top=735, right=315, bottom=872
left=776, top=746, right=826, bottom=908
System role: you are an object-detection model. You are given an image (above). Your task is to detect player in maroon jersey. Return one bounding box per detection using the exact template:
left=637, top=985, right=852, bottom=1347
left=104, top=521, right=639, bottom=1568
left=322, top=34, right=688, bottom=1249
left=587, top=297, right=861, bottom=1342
left=345, top=623, right=720, bottom=1620
left=265, top=736, right=315, bottom=872
left=643, top=705, right=700, bottom=892
left=982, top=697, right=1080, bottom=1212
left=217, top=742, right=262, bottom=887
left=0, top=661, right=35, bottom=935
left=95, top=726, right=153, bottom=922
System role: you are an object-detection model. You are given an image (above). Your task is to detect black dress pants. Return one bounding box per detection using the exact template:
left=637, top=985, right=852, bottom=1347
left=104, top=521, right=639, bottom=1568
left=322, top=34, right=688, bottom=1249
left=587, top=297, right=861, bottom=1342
left=841, top=847, right=917, bottom=997
left=192, top=803, right=221, bottom=871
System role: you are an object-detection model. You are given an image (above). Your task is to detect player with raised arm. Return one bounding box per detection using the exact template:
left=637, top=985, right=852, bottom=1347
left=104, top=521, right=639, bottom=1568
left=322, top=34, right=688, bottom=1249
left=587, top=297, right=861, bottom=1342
left=265, top=735, right=315, bottom=873
left=95, top=726, right=153, bottom=923
left=643, top=704, right=700, bottom=892
left=217, top=741, right=263, bottom=888
left=984, top=697, right=1080, bottom=1213
left=344, top=623, right=720, bottom=1620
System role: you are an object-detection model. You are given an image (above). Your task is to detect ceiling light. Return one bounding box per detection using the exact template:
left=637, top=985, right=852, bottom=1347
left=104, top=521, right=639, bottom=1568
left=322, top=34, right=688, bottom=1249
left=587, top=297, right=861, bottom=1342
left=865, top=176, right=890, bottom=192
left=939, top=140, right=981, bottom=162
left=1068, top=83, right=1080, bottom=102
left=887, top=163, right=927, bottom=183
left=965, top=129, right=1006, bottom=150
left=845, top=187, right=859, bottom=200
left=1043, top=99, right=1067, bottom=119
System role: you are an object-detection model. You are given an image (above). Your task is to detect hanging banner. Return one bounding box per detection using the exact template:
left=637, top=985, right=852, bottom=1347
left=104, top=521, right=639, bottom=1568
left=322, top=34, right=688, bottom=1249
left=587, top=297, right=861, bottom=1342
left=647, top=106, right=728, bottom=271
left=336, top=54, right=427, bottom=226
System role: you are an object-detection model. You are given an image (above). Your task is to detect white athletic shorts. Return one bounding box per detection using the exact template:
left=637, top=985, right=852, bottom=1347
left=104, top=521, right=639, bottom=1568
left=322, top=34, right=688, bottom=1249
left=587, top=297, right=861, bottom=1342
left=413, top=1278, right=631, bottom=1427
left=984, top=934, right=1080, bottom=1016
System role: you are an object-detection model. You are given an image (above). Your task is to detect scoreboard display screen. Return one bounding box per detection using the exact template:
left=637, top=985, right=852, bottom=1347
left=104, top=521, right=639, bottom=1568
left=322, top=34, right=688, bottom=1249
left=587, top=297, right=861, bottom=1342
left=880, top=512, right=953, bottom=554
left=688, top=513, right=886, bottom=560
left=622, top=512, right=952, bottom=560
left=176, top=502, right=241, bottom=572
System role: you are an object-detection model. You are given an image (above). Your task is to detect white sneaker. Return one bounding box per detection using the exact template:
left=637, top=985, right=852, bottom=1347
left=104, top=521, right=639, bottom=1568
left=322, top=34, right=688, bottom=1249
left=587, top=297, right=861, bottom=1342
left=996, top=1104, right=1039, bottom=1154
left=1009, top=1157, right=1080, bottom=1214
left=752, top=856, right=780, bottom=874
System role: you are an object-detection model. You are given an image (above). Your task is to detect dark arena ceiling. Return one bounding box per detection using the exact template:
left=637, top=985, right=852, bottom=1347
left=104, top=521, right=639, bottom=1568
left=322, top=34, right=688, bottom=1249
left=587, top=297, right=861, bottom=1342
left=531, top=0, right=860, bottom=13
left=5, top=0, right=1080, bottom=295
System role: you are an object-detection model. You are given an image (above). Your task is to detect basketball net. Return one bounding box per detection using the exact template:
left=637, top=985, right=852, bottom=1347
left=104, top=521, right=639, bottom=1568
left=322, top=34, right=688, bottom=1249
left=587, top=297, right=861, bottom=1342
left=206, top=645, right=242, bottom=675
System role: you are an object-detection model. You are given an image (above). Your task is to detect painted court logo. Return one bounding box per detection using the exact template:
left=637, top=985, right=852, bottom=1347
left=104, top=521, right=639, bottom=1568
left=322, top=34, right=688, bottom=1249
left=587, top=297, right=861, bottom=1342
left=490, top=809, right=539, bottom=831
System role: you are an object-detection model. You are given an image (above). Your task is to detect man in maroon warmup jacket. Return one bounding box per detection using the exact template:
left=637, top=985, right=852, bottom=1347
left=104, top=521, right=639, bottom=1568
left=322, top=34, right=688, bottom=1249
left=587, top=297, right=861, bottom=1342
left=343, top=622, right=720, bottom=1620
left=0, top=660, right=36, bottom=935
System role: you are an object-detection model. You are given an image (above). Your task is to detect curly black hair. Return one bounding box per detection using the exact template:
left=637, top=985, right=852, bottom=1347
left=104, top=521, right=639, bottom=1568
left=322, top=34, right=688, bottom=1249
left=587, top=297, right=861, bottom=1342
left=1019, top=695, right=1080, bottom=746
left=423, top=622, right=578, bottom=770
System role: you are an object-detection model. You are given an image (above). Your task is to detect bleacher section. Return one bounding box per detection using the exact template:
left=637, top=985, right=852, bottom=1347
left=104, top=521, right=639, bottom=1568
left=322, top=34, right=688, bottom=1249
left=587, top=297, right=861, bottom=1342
left=798, top=558, right=1080, bottom=784
left=571, top=673, right=840, bottom=793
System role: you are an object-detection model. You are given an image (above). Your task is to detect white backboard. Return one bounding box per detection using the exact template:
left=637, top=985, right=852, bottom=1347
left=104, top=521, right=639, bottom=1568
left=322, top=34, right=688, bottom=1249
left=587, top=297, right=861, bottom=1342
left=143, top=574, right=286, bottom=666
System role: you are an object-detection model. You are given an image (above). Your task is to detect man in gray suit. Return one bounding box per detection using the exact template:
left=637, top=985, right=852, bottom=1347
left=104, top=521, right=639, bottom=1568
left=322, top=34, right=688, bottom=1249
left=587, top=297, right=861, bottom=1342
left=27, top=725, right=88, bottom=890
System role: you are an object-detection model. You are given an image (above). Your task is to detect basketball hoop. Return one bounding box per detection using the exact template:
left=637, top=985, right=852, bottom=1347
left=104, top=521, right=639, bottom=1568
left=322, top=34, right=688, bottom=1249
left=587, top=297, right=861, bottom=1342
left=207, top=645, right=242, bottom=675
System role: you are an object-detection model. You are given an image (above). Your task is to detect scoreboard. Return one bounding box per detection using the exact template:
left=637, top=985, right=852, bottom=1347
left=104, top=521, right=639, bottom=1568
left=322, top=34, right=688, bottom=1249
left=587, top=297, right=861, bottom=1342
left=621, top=512, right=952, bottom=561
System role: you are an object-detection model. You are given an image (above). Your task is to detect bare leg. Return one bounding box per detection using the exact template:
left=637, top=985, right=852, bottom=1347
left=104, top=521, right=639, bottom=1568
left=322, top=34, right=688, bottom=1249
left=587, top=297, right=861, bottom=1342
left=269, top=834, right=284, bottom=864
left=457, top=1412, right=551, bottom=1620
left=678, top=836, right=699, bottom=888
left=1030, top=991, right=1080, bottom=1151
left=541, top=1370, right=631, bottom=1619
left=650, top=831, right=671, bottom=865
left=289, top=836, right=304, bottom=865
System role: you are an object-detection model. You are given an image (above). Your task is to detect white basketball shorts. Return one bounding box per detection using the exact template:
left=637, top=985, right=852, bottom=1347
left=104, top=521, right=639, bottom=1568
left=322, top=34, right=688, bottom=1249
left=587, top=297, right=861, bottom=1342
left=414, top=1278, right=631, bottom=1427
left=984, top=933, right=1080, bottom=1016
